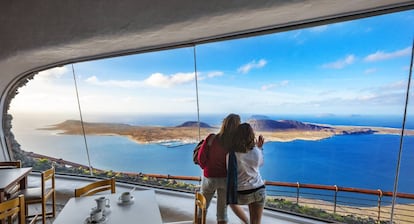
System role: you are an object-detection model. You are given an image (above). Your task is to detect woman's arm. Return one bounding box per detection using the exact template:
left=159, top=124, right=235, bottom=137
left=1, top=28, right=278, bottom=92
left=256, top=135, right=265, bottom=166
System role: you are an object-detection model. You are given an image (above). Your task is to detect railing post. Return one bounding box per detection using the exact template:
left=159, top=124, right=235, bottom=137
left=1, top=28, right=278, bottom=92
left=334, top=185, right=338, bottom=214
left=377, top=189, right=383, bottom=223
left=296, top=182, right=300, bottom=204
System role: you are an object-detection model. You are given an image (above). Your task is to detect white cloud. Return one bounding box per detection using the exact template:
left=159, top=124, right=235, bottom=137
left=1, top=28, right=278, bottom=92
left=35, top=66, right=68, bottom=81
left=280, top=80, right=289, bottom=86
left=196, top=71, right=224, bottom=81
left=360, top=80, right=407, bottom=94
left=85, top=72, right=195, bottom=88
left=356, top=94, right=377, bottom=101
left=198, top=83, right=302, bottom=114
left=384, top=80, right=406, bottom=90
left=261, top=84, right=276, bottom=91
left=322, top=55, right=355, bottom=69
left=144, top=72, right=195, bottom=88
left=364, top=68, right=377, bottom=74
left=85, top=76, right=144, bottom=88
left=207, top=71, right=223, bottom=78
left=237, top=59, right=267, bottom=74
left=172, top=97, right=195, bottom=103
left=261, top=80, right=289, bottom=91
left=364, top=47, right=411, bottom=62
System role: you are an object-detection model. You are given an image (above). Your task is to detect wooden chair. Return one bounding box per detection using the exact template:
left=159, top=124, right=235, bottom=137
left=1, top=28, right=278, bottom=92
left=74, top=178, right=116, bottom=197
left=0, top=195, right=26, bottom=224
left=21, top=167, right=55, bottom=224
left=164, top=192, right=207, bottom=224
left=194, top=192, right=207, bottom=224
left=0, top=161, right=21, bottom=168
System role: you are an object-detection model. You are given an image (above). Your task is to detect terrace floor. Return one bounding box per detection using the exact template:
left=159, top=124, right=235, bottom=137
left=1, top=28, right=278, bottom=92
left=26, top=173, right=330, bottom=224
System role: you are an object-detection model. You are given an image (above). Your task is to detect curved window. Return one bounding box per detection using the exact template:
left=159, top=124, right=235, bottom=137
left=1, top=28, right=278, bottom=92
left=6, top=9, right=414, bottom=223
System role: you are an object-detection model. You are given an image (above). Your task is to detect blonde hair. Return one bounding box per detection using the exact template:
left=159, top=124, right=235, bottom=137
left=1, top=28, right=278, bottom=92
left=217, top=113, right=241, bottom=150
left=232, top=123, right=255, bottom=153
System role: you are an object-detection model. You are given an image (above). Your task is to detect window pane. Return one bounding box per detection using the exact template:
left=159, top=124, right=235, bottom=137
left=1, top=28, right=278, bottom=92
left=9, top=67, right=88, bottom=172
left=6, top=9, right=414, bottom=223
left=195, top=10, right=413, bottom=222
left=73, top=48, right=202, bottom=176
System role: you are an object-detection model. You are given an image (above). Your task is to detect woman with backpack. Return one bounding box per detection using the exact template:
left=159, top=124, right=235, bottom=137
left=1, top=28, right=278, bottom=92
left=198, top=113, right=248, bottom=224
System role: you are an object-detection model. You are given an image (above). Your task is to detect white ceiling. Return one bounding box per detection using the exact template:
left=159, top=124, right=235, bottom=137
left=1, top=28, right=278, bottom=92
left=0, top=0, right=413, bottom=98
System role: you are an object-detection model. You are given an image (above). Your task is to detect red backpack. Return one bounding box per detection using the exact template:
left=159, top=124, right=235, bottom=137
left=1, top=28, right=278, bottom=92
left=192, top=133, right=215, bottom=165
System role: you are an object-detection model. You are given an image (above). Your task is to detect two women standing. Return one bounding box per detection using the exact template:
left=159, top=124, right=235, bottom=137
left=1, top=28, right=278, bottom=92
left=198, top=114, right=265, bottom=224
left=198, top=114, right=248, bottom=224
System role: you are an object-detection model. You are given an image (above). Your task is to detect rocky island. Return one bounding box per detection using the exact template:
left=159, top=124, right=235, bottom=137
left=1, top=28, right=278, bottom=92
left=39, top=118, right=414, bottom=144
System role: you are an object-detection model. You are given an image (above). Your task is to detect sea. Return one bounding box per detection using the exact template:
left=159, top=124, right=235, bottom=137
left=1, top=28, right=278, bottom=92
left=10, top=114, right=414, bottom=197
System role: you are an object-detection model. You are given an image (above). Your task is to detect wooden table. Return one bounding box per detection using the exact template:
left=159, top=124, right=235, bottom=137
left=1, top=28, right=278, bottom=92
left=0, top=167, right=32, bottom=202
left=53, top=189, right=163, bottom=224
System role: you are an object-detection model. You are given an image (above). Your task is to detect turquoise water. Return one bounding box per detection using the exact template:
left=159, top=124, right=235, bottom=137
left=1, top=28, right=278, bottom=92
left=262, top=135, right=414, bottom=193
left=16, top=129, right=414, bottom=194
left=12, top=114, right=414, bottom=195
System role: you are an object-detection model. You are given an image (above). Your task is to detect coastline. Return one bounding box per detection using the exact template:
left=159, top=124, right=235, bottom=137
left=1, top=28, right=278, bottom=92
left=42, top=120, right=414, bottom=144
left=27, top=120, right=414, bottom=223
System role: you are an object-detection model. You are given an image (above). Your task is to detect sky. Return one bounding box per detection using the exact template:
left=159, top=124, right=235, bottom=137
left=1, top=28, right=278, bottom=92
left=9, top=10, right=414, bottom=119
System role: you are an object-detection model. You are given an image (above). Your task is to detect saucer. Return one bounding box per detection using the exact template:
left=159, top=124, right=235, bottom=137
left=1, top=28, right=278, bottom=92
left=84, top=215, right=107, bottom=224
left=117, top=196, right=134, bottom=205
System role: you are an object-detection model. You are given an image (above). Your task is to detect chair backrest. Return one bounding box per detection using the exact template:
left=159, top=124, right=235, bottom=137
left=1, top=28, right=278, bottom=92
left=41, top=167, right=56, bottom=197
left=0, top=195, right=25, bottom=224
left=194, top=192, right=207, bottom=224
left=1, top=161, right=23, bottom=199
left=23, top=167, right=55, bottom=224
left=0, top=161, right=21, bottom=168
left=75, top=178, right=116, bottom=197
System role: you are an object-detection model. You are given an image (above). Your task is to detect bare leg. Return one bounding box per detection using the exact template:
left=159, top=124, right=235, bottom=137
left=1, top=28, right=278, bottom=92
left=248, top=202, right=264, bottom=224
left=230, top=204, right=249, bottom=224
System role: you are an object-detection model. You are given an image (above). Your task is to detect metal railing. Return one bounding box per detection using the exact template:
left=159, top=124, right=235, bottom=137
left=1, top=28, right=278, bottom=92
left=264, top=180, right=414, bottom=223
left=123, top=172, right=414, bottom=223
left=30, top=154, right=414, bottom=223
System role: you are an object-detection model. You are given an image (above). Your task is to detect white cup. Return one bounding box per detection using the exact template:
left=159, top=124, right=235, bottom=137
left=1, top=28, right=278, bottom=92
left=120, top=192, right=132, bottom=202
left=90, top=208, right=103, bottom=221
left=95, top=196, right=110, bottom=210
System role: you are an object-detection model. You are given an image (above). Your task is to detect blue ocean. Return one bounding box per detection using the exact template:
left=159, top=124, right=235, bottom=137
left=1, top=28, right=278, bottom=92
left=12, top=114, right=414, bottom=195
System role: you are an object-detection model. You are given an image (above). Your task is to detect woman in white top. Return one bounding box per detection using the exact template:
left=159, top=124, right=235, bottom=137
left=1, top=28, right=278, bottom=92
left=227, top=123, right=265, bottom=224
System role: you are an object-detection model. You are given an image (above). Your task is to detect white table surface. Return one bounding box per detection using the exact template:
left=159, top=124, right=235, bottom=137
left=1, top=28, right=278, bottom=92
left=53, top=189, right=163, bottom=224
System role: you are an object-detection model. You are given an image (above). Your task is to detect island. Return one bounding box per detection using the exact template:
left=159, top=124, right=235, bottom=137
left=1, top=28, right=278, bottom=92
left=39, top=118, right=414, bottom=144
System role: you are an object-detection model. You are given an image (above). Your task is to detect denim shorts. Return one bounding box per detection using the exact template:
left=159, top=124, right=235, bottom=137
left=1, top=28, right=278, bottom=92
left=237, top=187, right=266, bottom=206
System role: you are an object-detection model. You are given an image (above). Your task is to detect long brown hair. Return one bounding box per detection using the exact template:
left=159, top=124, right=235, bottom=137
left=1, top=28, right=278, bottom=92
left=232, top=123, right=255, bottom=153
left=217, top=113, right=241, bottom=150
